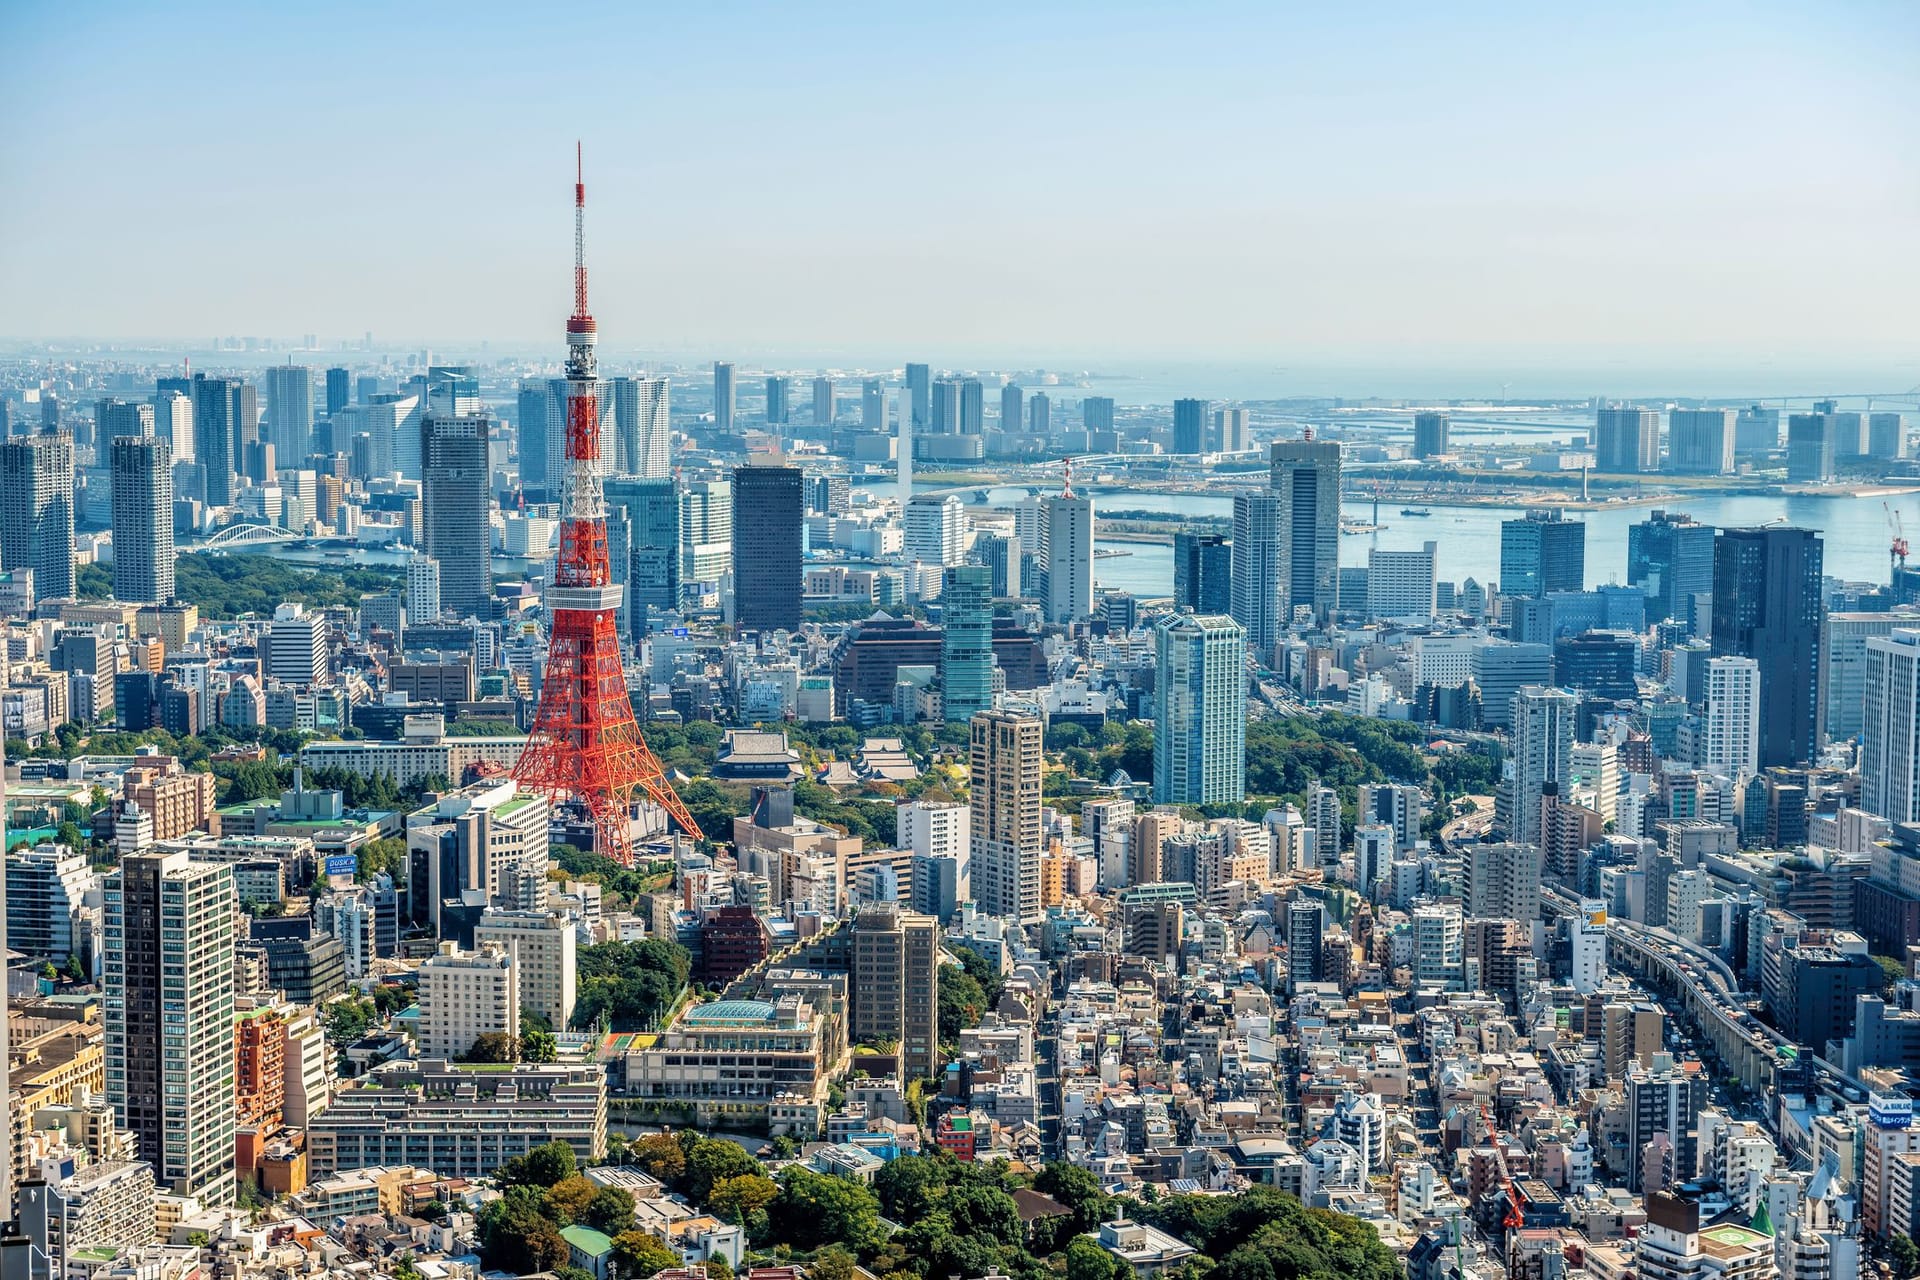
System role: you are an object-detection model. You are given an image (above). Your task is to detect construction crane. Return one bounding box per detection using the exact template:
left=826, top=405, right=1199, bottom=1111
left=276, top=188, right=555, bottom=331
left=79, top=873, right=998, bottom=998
left=1481, top=1103, right=1524, bottom=1232
left=1887, top=501, right=1909, bottom=579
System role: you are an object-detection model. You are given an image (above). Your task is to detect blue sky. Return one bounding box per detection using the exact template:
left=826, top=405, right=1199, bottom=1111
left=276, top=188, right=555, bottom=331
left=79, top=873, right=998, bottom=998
left=3, top=1, right=1916, bottom=374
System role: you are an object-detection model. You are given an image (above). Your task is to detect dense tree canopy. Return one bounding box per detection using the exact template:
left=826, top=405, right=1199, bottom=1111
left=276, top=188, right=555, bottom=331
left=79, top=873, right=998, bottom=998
left=572, top=939, right=692, bottom=1031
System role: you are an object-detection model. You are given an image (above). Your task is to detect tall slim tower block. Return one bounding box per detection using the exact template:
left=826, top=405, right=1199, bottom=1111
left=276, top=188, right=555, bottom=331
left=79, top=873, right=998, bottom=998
left=111, top=434, right=174, bottom=604
left=513, top=148, right=700, bottom=863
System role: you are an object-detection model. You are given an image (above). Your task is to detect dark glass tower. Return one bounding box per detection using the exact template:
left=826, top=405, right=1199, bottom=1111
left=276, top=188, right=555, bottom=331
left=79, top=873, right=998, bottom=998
left=732, top=464, right=803, bottom=632
left=1711, top=526, right=1823, bottom=767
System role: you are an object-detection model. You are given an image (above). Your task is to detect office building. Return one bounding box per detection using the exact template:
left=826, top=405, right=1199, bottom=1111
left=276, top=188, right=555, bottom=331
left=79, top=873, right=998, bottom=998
left=606, top=475, right=682, bottom=632
left=1213, top=406, right=1251, bottom=453
left=1269, top=439, right=1342, bottom=623
left=941, top=564, right=995, bottom=722
left=420, top=415, right=493, bottom=617
left=517, top=381, right=552, bottom=494
left=153, top=389, right=193, bottom=465
left=97, top=398, right=154, bottom=442
left=623, top=997, right=830, bottom=1127
left=1044, top=491, right=1093, bottom=625
left=1825, top=612, right=1905, bottom=746
left=1499, top=685, right=1576, bottom=844
left=1413, top=412, right=1450, bottom=459
left=1595, top=406, right=1659, bottom=473
left=974, top=531, right=1020, bottom=598
left=1788, top=414, right=1838, bottom=483
left=905, top=493, right=967, bottom=568
left=713, top=361, right=735, bottom=433
left=110, top=434, right=174, bottom=604
left=1712, top=526, right=1823, bottom=766
left=1028, top=391, right=1051, bottom=434
left=812, top=376, right=835, bottom=430
left=1700, top=656, right=1761, bottom=778
left=904, top=363, right=930, bottom=432
left=680, top=476, right=734, bottom=588
left=104, top=852, right=237, bottom=1204
left=1174, top=532, right=1232, bottom=615
left=308, top=1060, right=605, bottom=1178
left=850, top=903, right=940, bottom=1078
left=407, top=554, right=441, bottom=623
left=1628, top=509, right=1715, bottom=627
left=765, top=375, right=789, bottom=425
left=1230, top=491, right=1283, bottom=648
left=417, top=941, right=519, bottom=1060
left=1173, top=398, right=1208, bottom=454
left=609, top=375, right=670, bottom=479
left=1082, top=396, right=1115, bottom=432
left=263, top=364, right=313, bottom=463
left=473, top=909, right=577, bottom=1033
left=1152, top=613, right=1247, bottom=806
left=1871, top=412, right=1908, bottom=461
left=1, top=430, right=74, bottom=602
left=1731, top=405, right=1780, bottom=456
left=930, top=378, right=961, bottom=433
left=1667, top=408, right=1735, bottom=475
left=1466, top=842, right=1542, bottom=924
left=862, top=378, right=886, bottom=432
left=14, top=1161, right=158, bottom=1278
left=324, top=366, right=350, bottom=416
left=201, top=377, right=255, bottom=500
left=1366, top=541, right=1438, bottom=622
left=266, top=603, right=329, bottom=687
left=1863, top=630, right=1920, bottom=823
left=959, top=379, right=984, bottom=434
left=1000, top=383, right=1023, bottom=435
left=970, top=710, right=1044, bottom=921
left=732, top=464, right=803, bottom=631
left=1501, top=509, right=1585, bottom=598
left=5, top=841, right=91, bottom=963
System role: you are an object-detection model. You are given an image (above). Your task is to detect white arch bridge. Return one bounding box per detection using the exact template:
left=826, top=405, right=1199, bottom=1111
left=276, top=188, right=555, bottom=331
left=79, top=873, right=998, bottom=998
left=197, top=523, right=305, bottom=549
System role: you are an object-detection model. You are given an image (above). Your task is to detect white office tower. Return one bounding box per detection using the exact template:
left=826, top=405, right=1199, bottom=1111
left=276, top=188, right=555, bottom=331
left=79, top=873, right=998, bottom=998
left=104, top=852, right=237, bottom=1204
left=153, top=390, right=194, bottom=463
left=266, top=602, right=329, bottom=687
left=969, top=710, right=1044, bottom=921
left=1366, top=541, right=1438, bottom=623
left=1014, top=495, right=1048, bottom=558
left=1411, top=901, right=1464, bottom=986
left=1570, top=899, right=1608, bottom=994
left=1044, top=491, right=1094, bottom=624
left=407, top=554, right=442, bottom=623
left=1700, top=656, right=1761, bottom=778
left=680, top=478, right=734, bottom=585
left=904, top=493, right=967, bottom=567
left=1863, top=630, right=1920, bottom=823
left=898, top=798, right=971, bottom=913
left=473, top=909, right=577, bottom=1033
left=1353, top=823, right=1394, bottom=902
left=1466, top=841, right=1542, bottom=923
left=1569, top=740, right=1620, bottom=824
left=1499, top=685, right=1576, bottom=844
left=417, top=941, right=519, bottom=1060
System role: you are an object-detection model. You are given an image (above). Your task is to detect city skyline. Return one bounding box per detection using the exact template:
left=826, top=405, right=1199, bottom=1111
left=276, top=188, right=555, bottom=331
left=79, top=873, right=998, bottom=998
left=2, top=4, right=1916, bottom=386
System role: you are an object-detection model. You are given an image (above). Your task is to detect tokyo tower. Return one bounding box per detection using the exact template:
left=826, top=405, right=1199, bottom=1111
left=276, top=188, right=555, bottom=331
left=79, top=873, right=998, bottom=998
left=513, top=144, right=701, bottom=863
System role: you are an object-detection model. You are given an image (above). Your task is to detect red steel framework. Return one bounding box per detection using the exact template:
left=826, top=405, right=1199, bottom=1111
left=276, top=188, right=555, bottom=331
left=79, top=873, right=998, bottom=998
left=513, top=144, right=701, bottom=863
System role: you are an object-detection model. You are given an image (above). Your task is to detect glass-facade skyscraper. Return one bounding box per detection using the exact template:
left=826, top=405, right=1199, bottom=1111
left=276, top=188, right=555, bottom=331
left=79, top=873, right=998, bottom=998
left=941, top=564, right=994, bottom=722
left=1712, top=525, right=1824, bottom=767
left=732, top=464, right=803, bottom=632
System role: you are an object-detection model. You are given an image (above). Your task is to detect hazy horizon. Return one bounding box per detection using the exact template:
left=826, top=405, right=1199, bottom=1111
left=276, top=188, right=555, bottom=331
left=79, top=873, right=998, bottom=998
left=5, top=2, right=1916, bottom=379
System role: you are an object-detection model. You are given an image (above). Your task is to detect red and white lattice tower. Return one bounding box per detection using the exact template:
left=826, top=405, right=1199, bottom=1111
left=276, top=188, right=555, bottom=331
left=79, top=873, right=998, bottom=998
left=513, top=145, right=701, bottom=863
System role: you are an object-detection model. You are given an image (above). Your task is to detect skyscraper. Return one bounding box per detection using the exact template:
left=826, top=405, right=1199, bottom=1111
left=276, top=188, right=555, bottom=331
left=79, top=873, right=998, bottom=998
left=1230, top=491, right=1283, bottom=649
left=609, top=376, right=670, bottom=479
left=110, top=434, right=174, bottom=605
left=680, top=477, right=734, bottom=588
left=1712, top=527, right=1823, bottom=767
left=941, top=564, right=995, bottom=722
left=191, top=376, right=243, bottom=506
left=969, top=710, right=1043, bottom=921
left=1000, top=383, right=1023, bottom=436
left=1871, top=412, right=1908, bottom=461
left=1082, top=397, right=1115, bottom=432
left=1498, top=685, right=1576, bottom=844
left=1269, top=439, right=1342, bottom=623
left=930, top=378, right=962, bottom=434
left=1466, top=842, right=1542, bottom=923
left=1500, top=509, right=1586, bottom=598
left=1787, top=414, right=1838, bottom=483
left=1413, top=412, right=1450, bottom=459
left=1366, top=541, right=1438, bottom=623
left=105, top=851, right=237, bottom=1204
left=1152, top=613, right=1247, bottom=806
left=811, top=376, right=835, bottom=431
left=1213, top=407, right=1251, bottom=453
left=98, top=398, right=154, bottom=441
left=1627, top=509, right=1716, bottom=627
left=905, top=494, right=967, bottom=567
left=325, top=367, right=350, bottom=417
left=153, top=389, right=193, bottom=464
left=732, top=464, right=803, bottom=632
left=765, top=375, right=789, bottom=426
left=1174, top=532, right=1232, bottom=614
left=713, top=361, right=735, bottom=433
left=420, top=415, right=493, bottom=617
left=1, top=431, right=75, bottom=601
left=1667, top=409, right=1736, bottom=475
left=264, top=364, right=314, bottom=464
left=1028, top=391, right=1051, bottom=435
left=407, top=554, right=442, bottom=623
left=1173, top=398, right=1208, bottom=455
left=1595, top=406, right=1659, bottom=473
left=1700, top=655, right=1761, bottom=778
left=850, top=904, right=940, bottom=1079
left=517, top=381, right=551, bottom=496
left=605, top=476, right=682, bottom=636
left=1044, top=490, right=1093, bottom=625
left=1864, top=630, right=1920, bottom=823
left=904, top=363, right=931, bottom=433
